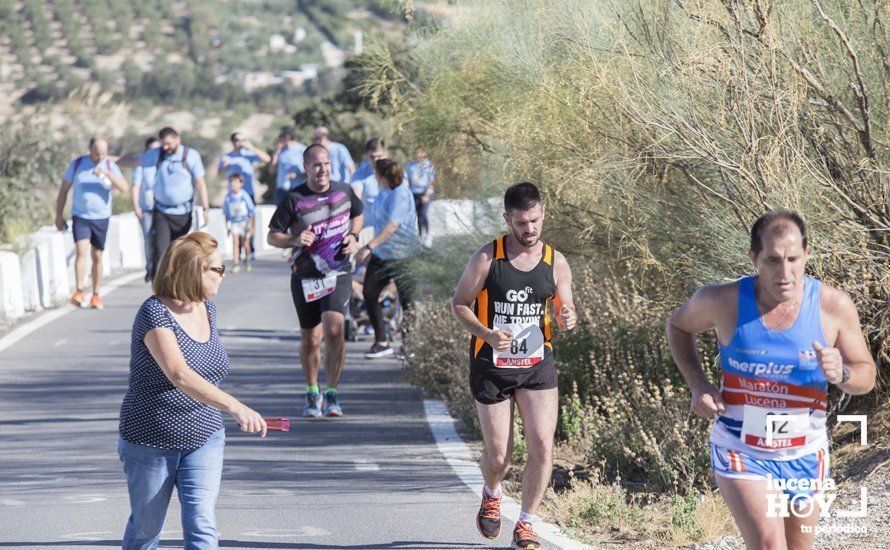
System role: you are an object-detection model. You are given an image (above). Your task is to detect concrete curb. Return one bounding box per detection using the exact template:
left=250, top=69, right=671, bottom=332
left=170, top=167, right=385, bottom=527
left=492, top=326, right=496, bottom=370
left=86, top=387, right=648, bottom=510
left=0, top=198, right=496, bottom=325
left=423, top=399, right=592, bottom=549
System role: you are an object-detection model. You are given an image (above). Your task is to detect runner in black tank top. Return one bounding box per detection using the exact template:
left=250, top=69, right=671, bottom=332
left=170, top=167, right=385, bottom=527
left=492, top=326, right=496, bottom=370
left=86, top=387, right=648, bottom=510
left=451, top=183, right=576, bottom=549
left=470, top=235, right=557, bottom=376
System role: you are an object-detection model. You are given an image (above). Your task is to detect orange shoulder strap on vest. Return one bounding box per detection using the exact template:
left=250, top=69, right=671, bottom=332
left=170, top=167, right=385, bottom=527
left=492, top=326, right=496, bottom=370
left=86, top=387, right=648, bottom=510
left=494, top=236, right=506, bottom=260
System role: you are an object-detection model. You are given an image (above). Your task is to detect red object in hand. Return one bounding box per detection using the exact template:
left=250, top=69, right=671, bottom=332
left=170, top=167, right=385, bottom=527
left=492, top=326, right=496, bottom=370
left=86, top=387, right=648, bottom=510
left=264, top=417, right=290, bottom=432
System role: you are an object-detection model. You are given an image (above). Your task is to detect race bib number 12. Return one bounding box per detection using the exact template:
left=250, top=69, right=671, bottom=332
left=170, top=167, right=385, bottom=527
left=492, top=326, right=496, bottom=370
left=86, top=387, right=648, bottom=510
left=741, top=405, right=810, bottom=450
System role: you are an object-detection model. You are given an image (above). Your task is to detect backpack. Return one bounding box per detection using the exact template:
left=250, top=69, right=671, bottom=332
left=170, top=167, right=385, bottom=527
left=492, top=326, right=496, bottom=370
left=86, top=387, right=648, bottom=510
left=152, top=146, right=194, bottom=211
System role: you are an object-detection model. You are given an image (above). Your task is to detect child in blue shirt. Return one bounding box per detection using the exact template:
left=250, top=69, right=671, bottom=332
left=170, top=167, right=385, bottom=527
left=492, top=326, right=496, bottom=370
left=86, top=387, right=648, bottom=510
left=222, top=173, right=256, bottom=272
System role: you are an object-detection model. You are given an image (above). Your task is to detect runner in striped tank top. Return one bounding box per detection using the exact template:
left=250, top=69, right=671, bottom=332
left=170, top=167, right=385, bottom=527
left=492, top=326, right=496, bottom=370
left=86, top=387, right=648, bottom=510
left=452, top=183, right=576, bottom=549
left=667, top=210, right=875, bottom=550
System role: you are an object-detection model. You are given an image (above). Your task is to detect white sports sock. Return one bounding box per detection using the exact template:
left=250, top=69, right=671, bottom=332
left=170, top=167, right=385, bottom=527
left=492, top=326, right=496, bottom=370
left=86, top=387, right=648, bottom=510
left=483, top=484, right=502, bottom=498
left=518, top=510, right=539, bottom=524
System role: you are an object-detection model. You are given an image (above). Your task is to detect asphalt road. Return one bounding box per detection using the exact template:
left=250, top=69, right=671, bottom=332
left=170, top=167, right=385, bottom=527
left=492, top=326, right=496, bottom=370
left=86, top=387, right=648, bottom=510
left=0, top=257, right=557, bottom=549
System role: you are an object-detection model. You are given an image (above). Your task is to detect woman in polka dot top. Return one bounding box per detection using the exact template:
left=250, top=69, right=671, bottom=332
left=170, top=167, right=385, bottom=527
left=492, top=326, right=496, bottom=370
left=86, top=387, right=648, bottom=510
left=118, top=232, right=266, bottom=549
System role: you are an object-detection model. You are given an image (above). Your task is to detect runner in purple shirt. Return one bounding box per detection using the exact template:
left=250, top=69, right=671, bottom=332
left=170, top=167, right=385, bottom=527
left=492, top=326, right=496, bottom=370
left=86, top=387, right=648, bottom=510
left=267, top=144, right=363, bottom=418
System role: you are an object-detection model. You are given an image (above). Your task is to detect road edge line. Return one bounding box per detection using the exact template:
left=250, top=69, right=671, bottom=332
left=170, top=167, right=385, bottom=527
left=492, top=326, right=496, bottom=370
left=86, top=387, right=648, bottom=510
left=0, top=270, right=145, bottom=354
left=422, top=399, right=591, bottom=550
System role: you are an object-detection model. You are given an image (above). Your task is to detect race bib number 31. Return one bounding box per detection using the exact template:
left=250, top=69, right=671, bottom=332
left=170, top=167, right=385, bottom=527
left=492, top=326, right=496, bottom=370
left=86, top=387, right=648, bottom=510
left=302, top=275, right=338, bottom=302
left=493, top=322, right=545, bottom=368
left=741, top=405, right=810, bottom=450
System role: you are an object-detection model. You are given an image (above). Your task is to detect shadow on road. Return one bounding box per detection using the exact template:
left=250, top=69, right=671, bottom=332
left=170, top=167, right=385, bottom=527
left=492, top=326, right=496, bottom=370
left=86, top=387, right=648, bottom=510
left=0, top=540, right=488, bottom=549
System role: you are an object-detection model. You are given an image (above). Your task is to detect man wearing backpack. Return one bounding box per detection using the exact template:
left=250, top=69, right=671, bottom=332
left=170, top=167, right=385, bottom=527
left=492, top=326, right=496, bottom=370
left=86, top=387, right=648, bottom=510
left=144, top=127, right=209, bottom=277
left=54, top=136, right=129, bottom=309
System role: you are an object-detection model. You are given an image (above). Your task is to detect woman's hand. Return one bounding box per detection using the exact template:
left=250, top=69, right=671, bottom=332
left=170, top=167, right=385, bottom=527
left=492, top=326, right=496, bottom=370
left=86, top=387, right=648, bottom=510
left=230, top=404, right=267, bottom=437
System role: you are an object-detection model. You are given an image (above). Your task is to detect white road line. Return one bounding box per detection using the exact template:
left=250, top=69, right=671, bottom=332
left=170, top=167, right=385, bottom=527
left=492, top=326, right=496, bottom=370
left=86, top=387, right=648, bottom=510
left=53, top=338, right=67, bottom=347
left=353, top=459, right=380, bottom=472
left=0, top=271, right=144, bottom=354
left=423, top=399, right=590, bottom=550
left=59, top=531, right=113, bottom=540
left=62, top=494, right=107, bottom=504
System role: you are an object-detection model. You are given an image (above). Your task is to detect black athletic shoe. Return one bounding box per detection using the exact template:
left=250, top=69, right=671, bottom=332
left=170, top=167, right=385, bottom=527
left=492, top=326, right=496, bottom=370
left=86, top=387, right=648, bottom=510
left=365, top=342, right=394, bottom=359
left=476, top=490, right=501, bottom=539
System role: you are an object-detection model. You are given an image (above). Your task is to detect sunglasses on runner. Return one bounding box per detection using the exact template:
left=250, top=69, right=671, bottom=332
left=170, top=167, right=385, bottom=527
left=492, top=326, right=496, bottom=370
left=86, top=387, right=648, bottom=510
left=207, top=265, right=226, bottom=276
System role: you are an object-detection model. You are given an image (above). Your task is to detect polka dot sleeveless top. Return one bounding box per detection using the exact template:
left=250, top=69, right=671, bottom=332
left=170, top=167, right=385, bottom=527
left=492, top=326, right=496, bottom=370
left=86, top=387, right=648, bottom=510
left=119, top=296, right=229, bottom=450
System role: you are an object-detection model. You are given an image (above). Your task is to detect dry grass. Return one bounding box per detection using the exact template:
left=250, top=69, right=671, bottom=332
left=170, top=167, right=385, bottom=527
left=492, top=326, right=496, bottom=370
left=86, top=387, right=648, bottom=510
left=392, top=1, right=889, bottom=544
left=541, top=477, right=738, bottom=547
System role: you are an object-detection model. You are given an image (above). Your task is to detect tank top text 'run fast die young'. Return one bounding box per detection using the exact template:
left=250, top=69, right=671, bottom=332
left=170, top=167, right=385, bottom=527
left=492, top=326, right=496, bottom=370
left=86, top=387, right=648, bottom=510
left=470, top=236, right=558, bottom=374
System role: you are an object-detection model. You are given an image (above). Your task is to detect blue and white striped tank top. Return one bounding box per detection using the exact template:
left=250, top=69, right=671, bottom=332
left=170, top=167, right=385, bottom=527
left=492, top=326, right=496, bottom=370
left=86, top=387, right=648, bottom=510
left=710, top=276, right=828, bottom=460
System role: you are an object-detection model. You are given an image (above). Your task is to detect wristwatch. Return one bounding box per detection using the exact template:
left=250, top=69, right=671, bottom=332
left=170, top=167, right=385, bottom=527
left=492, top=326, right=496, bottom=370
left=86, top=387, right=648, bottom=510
left=840, top=366, right=851, bottom=384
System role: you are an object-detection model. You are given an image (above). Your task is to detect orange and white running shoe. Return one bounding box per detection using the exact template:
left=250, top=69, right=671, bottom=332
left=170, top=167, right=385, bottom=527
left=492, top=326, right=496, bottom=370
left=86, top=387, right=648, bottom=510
left=70, top=290, right=86, bottom=307
left=512, top=520, right=540, bottom=549
left=476, top=490, right=502, bottom=539
left=89, top=294, right=103, bottom=310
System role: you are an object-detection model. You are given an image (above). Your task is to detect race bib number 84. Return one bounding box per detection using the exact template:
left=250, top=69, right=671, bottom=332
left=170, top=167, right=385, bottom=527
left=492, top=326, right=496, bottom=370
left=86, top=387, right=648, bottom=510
left=493, top=322, right=545, bottom=368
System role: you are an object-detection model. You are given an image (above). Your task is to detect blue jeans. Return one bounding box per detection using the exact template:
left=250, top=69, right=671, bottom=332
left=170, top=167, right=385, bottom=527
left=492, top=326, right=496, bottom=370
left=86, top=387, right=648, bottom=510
left=139, top=211, right=154, bottom=279
left=119, top=429, right=225, bottom=550
left=413, top=193, right=430, bottom=238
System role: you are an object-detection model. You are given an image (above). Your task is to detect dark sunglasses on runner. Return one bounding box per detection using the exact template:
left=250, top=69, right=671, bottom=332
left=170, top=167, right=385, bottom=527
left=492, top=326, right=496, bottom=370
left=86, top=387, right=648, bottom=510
left=207, top=265, right=226, bottom=276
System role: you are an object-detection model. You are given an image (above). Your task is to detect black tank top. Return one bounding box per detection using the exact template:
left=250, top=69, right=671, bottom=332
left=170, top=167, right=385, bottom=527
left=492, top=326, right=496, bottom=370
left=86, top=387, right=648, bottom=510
left=469, top=236, right=557, bottom=374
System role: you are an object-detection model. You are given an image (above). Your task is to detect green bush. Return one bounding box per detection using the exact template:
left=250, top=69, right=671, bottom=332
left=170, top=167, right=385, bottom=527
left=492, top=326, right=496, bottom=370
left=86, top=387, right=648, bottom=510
left=376, top=0, right=889, bottom=497
left=0, top=120, right=84, bottom=243
left=670, top=493, right=705, bottom=542
left=21, top=0, right=53, bottom=51
left=368, top=0, right=889, bottom=385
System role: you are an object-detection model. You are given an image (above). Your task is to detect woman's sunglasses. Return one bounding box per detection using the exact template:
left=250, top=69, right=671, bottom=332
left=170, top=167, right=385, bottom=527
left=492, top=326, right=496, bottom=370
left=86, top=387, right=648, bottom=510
left=207, top=265, right=226, bottom=276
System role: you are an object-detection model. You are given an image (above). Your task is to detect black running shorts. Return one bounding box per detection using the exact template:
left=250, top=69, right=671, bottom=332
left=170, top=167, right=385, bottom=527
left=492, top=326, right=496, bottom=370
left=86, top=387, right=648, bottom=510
left=290, top=273, right=352, bottom=329
left=469, top=361, right=558, bottom=405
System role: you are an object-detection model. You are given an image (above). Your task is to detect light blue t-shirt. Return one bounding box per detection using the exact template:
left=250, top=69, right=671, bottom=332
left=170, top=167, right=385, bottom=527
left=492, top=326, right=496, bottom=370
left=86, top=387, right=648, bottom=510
left=406, top=159, right=436, bottom=195
left=351, top=160, right=380, bottom=228
left=143, top=145, right=206, bottom=215
left=276, top=143, right=306, bottom=191
left=218, top=149, right=262, bottom=198
left=373, top=181, right=420, bottom=261
left=327, top=141, right=355, bottom=184
left=63, top=156, right=124, bottom=220
left=222, top=189, right=255, bottom=223
left=134, top=147, right=160, bottom=211
left=351, top=159, right=374, bottom=186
